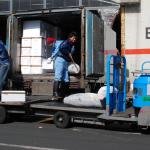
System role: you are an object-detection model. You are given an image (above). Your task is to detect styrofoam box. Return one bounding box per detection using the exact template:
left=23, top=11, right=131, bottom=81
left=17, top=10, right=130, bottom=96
left=23, top=21, right=41, bottom=37
left=22, top=38, right=32, bottom=47
left=31, top=38, right=44, bottom=56
left=21, top=48, right=31, bottom=56
left=23, top=20, right=53, bottom=38
left=31, top=66, right=43, bottom=74
left=31, top=49, right=42, bottom=57
left=31, top=57, right=42, bottom=65
left=1, top=91, right=26, bottom=102
left=21, top=57, right=31, bottom=65
left=21, top=66, right=31, bottom=74
left=32, top=38, right=42, bottom=48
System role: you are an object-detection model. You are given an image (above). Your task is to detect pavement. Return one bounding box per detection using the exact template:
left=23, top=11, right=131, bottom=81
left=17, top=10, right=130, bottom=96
left=0, top=116, right=149, bottom=150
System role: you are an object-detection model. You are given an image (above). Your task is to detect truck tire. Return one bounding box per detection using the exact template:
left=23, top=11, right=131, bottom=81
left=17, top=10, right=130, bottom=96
left=104, top=121, right=111, bottom=130
left=54, top=111, right=70, bottom=128
left=0, top=106, right=6, bottom=124
left=138, top=125, right=150, bottom=134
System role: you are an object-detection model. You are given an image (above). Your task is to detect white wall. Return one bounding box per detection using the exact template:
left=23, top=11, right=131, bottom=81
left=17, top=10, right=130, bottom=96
left=124, top=0, right=150, bottom=83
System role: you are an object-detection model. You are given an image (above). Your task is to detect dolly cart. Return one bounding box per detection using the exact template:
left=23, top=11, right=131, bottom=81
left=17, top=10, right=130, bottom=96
left=97, top=55, right=137, bottom=124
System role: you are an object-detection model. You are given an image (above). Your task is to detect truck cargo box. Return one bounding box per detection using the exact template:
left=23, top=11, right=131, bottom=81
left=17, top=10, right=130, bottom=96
left=0, top=6, right=118, bottom=95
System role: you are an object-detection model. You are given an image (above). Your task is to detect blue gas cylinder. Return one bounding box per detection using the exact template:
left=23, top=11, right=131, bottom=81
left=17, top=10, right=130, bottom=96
left=133, top=75, right=150, bottom=108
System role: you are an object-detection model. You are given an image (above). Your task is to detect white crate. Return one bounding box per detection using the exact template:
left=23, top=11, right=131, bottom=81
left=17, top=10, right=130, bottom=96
left=23, top=21, right=41, bottom=37
left=31, top=66, right=43, bottom=74
left=21, top=48, right=31, bottom=56
left=22, top=20, right=53, bottom=38
left=31, top=57, right=42, bottom=66
left=31, top=38, right=45, bottom=56
left=21, top=66, right=31, bottom=74
left=21, top=57, right=31, bottom=65
left=1, top=91, right=26, bottom=102
left=31, top=48, right=42, bottom=56
left=22, top=38, right=32, bottom=47
left=32, top=38, right=42, bottom=48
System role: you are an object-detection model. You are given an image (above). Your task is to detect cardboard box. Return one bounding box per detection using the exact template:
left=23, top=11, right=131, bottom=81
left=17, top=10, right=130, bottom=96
left=1, top=91, right=26, bottom=102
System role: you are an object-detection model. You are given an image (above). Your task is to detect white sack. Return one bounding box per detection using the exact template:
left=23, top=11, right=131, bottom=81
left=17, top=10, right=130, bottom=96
left=64, top=93, right=101, bottom=107
left=68, top=63, right=80, bottom=74
left=97, top=86, right=117, bottom=100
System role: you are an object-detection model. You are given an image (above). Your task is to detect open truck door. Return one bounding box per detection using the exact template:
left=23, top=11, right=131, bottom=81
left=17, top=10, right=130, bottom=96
left=85, top=9, right=104, bottom=77
left=8, top=15, right=20, bottom=73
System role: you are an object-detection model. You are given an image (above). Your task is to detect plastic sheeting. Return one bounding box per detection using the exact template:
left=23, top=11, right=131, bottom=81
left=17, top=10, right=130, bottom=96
left=99, top=6, right=120, bottom=26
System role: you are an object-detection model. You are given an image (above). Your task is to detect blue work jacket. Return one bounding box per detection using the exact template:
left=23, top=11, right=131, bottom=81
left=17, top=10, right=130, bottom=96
left=0, top=40, right=9, bottom=64
left=51, top=40, right=75, bottom=61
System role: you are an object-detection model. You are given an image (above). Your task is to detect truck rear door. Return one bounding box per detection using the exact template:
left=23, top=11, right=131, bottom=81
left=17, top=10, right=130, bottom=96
left=85, top=9, right=104, bottom=77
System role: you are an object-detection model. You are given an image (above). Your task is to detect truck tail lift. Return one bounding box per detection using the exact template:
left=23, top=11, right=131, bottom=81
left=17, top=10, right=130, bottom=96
left=0, top=55, right=150, bottom=132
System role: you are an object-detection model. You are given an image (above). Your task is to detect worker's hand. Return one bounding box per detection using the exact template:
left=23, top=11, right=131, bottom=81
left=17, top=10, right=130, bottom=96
left=47, top=57, right=53, bottom=64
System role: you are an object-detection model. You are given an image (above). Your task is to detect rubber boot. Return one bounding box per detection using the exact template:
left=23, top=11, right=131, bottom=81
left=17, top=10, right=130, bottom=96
left=51, top=81, right=62, bottom=101
left=64, top=82, right=70, bottom=96
left=61, top=82, right=69, bottom=98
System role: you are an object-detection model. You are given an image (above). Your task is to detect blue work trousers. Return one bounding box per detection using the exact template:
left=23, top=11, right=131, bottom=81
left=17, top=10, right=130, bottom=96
left=54, top=56, right=69, bottom=82
left=0, top=63, right=9, bottom=91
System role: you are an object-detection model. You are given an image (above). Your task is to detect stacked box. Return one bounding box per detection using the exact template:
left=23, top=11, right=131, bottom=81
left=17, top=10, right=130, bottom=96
left=31, top=37, right=45, bottom=56
left=21, top=20, right=54, bottom=74
left=21, top=37, right=45, bottom=74
left=21, top=48, right=31, bottom=56
left=23, top=20, right=51, bottom=37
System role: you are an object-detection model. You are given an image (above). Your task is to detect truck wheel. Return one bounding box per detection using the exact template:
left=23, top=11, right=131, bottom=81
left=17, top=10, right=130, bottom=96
left=54, top=111, right=70, bottom=128
left=138, top=125, right=150, bottom=134
left=104, top=121, right=111, bottom=130
left=0, top=106, right=6, bottom=123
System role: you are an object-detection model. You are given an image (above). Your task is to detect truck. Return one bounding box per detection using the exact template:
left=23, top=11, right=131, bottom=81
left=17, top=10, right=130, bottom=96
left=0, top=0, right=119, bottom=96
left=1, top=0, right=150, bottom=133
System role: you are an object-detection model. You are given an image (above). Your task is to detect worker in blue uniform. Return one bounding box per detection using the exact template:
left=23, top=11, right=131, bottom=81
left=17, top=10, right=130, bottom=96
left=47, top=32, right=77, bottom=101
left=0, top=39, right=10, bottom=94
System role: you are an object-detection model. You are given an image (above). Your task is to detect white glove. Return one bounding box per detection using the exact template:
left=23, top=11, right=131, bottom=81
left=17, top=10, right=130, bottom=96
left=47, top=57, right=53, bottom=64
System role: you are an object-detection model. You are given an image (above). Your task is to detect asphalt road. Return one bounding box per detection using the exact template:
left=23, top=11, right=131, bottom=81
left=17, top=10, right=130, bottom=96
left=0, top=116, right=149, bottom=150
